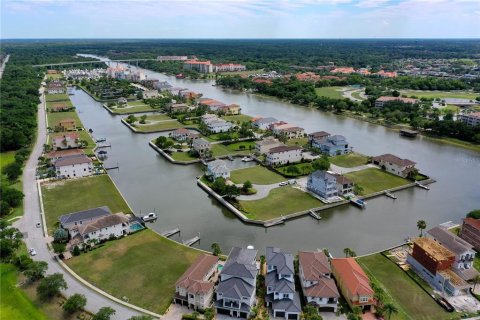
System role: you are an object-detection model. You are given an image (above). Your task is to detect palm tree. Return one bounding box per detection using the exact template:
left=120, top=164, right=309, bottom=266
left=383, top=303, right=398, bottom=320
left=343, top=248, right=351, bottom=258
left=417, top=220, right=427, bottom=237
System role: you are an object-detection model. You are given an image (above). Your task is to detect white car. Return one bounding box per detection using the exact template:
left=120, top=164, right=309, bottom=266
left=278, top=181, right=288, bottom=186
left=29, top=248, right=37, bottom=256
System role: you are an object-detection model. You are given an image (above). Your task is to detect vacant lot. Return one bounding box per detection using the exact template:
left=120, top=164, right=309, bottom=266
left=41, top=175, right=132, bottom=234
left=45, top=93, right=69, bottom=102
left=170, top=151, right=198, bottom=162
left=239, top=186, right=324, bottom=220
left=222, top=114, right=253, bottom=123
left=330, top=152, right=369, bottom=168
left=230, top=166, right=285, bottom=185
left=345, top=168, right=410, bottom=195
left=285, top=137, right=308, bottom=147
left=357, top=254, right=448, bottom=320
left=315, top=86, right=345, bottom=99
left=0, top=264, right=48, bottom=320
left=47, top=111, right=82, bottom=129
left=401, top=90, right=479, bottom=100
left=66, top=230, right=201, bottom=314
left=211, top=143, right=252, bottom=157
left=109, top=102, right=156, bottom=114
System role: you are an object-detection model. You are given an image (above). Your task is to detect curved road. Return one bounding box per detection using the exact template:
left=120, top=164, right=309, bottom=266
left=14, top=87, right=142, bottom=320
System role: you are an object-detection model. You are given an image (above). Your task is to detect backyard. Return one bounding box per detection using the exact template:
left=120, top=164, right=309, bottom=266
left=357, top=253, right=449, bottom=320
left=46, top=111, right=82, bottom=129
left=345, top=168, right=410, bottom=195
left=230, top=166, right=285, bottom=185
left=108, top=101, right=157, bottom=114
left=41, top=175, right=132, bottom=234
left=211, top=142, right=253, bottom=157
left=66, top=230, right=201, bottom=314
left=238, top=186, right=324, bottom=220
left=330, top=152, right=369, bottom=168
left=132, top=119, right=186, bottom=132
left=170, top=151, right=199, bottom=162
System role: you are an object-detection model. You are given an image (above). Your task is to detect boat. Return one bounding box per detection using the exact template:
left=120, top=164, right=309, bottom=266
left=350, top=198, right=366, bottom=208
left=241, top=156, right=253, bottom=162
left=142, top=212, right=157, bottom=222
left=175, top=73, right=185, bottom=79
left=98, top=150, right=107, bottom=155
left=227, top=155, right=234, bottom=161
left=96, top=138, right=107, bottom=143
left=399, top=129, right=419, bottom=138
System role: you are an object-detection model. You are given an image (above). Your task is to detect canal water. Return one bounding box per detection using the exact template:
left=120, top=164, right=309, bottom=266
left=70, top=57, right=480, bottom=256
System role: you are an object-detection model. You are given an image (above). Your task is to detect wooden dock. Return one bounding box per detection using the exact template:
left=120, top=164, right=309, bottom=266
left=415, top=181, right=430, bottom=190
left=385, top=191, right=397, bottom=199
left=309, top=210, right=322, bottom=220
left=264, top=218, right=285, bottom=227
left=183, top=235, right=200, bottom=246
left=95, top=138, right=107, bottom=143
left=161, top=228, right=180, bottom=238
left=97, top=144, right=111, bottom=149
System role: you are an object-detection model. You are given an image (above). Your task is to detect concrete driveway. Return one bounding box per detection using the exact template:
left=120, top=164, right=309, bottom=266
left=236, top=177, right=308, bottom=201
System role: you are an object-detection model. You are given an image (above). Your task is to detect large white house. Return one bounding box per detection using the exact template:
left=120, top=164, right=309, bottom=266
left=458, top=112, right=480, bottom=126
left=55, top=154, right=93, bottom=179
left=175, top=254, right=219, bottom=310
left=206, top=160, right=230, bottom=180
left=372, top=154, right=416, bottom=178
left=253, top=117, right=279, bottom=130
left=265, top=146, right=302, bottom=166
left=207, top=120, right=233, bottom=133
left=70, top=213, right=130, bottom=245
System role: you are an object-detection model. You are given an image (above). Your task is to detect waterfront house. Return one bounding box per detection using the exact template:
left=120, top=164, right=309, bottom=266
left=179, top=90, right=201, bottom=100
left=330, top=258, right=375, bottom=311
left=312, top=135, right=350, bottom=156
left=168, top=87, right=187, bottom=96
left=184, top=60, right=213, bottom=74
left=255, top=137, right=284, bottom=155
left=458, top=112, right=480, bottom=126
left=198, top=98, right=227, bottom=112
left=374, top=96, right=418, bottom=108
left=201, top=114, right=219, bottom=124
left=333, top=174, right=354, bottom=195
left=59, top=206, right=112, bottom=231
left=206, top=160, right=230, bottom=180
left=154, top=81, right=173, bottom=91
left=46, top=82, right=66, bottom=94
left=271, top=123, right=305, bottom=140
left=192, top=138, right=211, bottom=157
left=307, top=171, right=338, bottom=199
left=51, top=103, right=72, bottom=112
left=265, top=247, right=302, bottom=320
left=265, top=146, right=302, bottom=167
left=216, top=247, right=258, bottom=318
left=253, top=117, right=278, bottom=130
left=142, top=89, right=160, bottom=99
left=298, top=251, right=340, bottom=312
left=427, top=226, right=478, bottom=281
left=69, top=213, right=130, bottom=247
left=174, top=254, right=219, bottom=310
left=52, top=133, right=80, bottom=150
left=55, top=118, right=76, bottom=132
left=372, top=154, right=416, bottom=178
left=207, top=120, right=233, bottom=133
left=218, top=104, right=241, bottom=115
left=406, top=237, right=470, bottom=296
left=460, top=218, right=480, bottom=251
left=55, top=154, right=93, bottom=179
left=171, top=128, right=191, bottom=141
left=308, top=131, right=330, bottom=146
left=169, top=103, right=189, bottom=113
left=45, top=149, right=85, bottom=162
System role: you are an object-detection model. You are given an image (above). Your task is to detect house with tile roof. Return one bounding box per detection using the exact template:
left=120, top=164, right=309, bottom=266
left=54, top=154, right=93, bottom=179
left=45, top=149, right=85, bottom=161
left=331, top=258, right=375, bottom=311
left=460, top=218, right=480, bottom=251
left=265, top=247, right=302, bottom=320
left=372, top=154, right=416, bottom=178
left=216, top=247, right=258, bottom=318
left=255, top=137, right=284, bottom=155
left=55, top=118, right=76, bottom=132
left=298, top=251, right=340, bottom=312
left=174, top=254, right=219, bottom=310
left=253, top=117, right=279, bottom=130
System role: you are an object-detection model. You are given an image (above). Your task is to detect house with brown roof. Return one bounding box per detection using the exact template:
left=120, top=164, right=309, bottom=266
left=271, top=123, right=305, bottom=140
left=169, top=103, right=189, bottom=113
left=46, top=81, right=66, bottom=94
left=54, top=154, right=93, bottom=179
left=55, top=118, right=76, bottom=132
left=218, top=104, right=241, bottom=115
left=372, top=154, right=416, bottom=178
left=308, top=131, right=330, bottom=146
left=174, top=254, right=219, bottom=310
left=333, top=174, right=353, bottom=195
left=331, top=258, right=375, bottom=311
left=52, top=133, right=80, bottom=150
left=50, top=103, right=72, bottom=112
left=255, top=137, right=284, bottom=155
left=298, top=251, right=340, bottom=312
left=171, top=128, right=191, bottom=141
left=70, top=213, right=130, bottom=247
left=460, top=218, right=480, bottom=251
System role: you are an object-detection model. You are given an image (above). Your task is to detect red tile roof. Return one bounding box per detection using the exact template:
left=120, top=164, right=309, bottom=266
left=299, top=251, right=331, bottom=281
left=464, top=218, right=480, bottom=231
left=176, top=254, right=218, bottom=294
left=46, top=149, right=84, bottom=159
left=331, top=258, right=374, bottom=296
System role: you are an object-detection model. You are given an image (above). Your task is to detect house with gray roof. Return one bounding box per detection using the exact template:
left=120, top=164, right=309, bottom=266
left=307, top=171, right=338, bottom=199
left=59, top=206, right=111, bottom=231
left=192, top=138, right=211, bottom=158
left=206, top=160, right=230, bottom=180
left=216, top=247, right=258, bottom=318
left=312, top=134, right=350, bottom=156
left=253, top=117, right=278, bottom=130
left=265, top=247, right=301, bottom=320
left=427, top=226, right=479, bottom=281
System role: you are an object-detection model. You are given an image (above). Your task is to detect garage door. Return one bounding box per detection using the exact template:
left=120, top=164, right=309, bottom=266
left=276, top=312, right=285, bottom=318
left=288, top=313, right=298, bottom=320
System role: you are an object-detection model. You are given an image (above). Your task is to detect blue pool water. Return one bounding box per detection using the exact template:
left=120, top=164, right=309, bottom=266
left=130, top=222, right=144, bottom=232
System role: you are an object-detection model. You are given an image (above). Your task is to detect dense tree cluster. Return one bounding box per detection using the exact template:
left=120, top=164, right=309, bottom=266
left=424, top=119, right=480, bottom=143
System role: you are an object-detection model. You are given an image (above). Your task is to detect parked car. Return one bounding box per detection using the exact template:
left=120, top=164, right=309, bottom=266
left=29, top=248, right=37, bottom=256
left=279, top=181, right=288, bottom=186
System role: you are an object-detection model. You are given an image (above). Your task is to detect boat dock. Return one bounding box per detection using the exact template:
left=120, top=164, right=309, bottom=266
left=309, top=210, right=322, bottom=220
left=415, top=181, right=430, bottom=190
left=350, top=198, right=366, bottom=208
left=183, top=235, right=200, bottom=246
left=96, top=138, right=107, bottom=143
left=97, top=144, right=111, bottom=149
left=264, top=218, right=285, bottom=227
left=161, top=227, right=180, bottom=238
left=399, top=129, right=419, bottom=138
left=385, top=191, right=397, bottom=199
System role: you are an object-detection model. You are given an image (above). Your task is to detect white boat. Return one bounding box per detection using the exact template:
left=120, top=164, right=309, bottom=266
left=241, top=156, right=253, bottom=162
left=142, top=212, right=157, bottom=222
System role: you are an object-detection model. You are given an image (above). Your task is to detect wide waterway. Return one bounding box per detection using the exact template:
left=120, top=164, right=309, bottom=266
left=70, top=56, right=480, bottom=256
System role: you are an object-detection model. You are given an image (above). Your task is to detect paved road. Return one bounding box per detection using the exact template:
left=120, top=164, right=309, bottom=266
left=236, top=177, right=308, bottom=201
left=14, top=87, right=142, bottom=320
left=330, top=163, right=376, bottom=174
left=0, top=54, right=10, bottom=79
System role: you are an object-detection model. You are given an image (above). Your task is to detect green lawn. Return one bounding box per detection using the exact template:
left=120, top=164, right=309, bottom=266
left=330, top=152, right=369, bottom=168
left=41, top=175, right=132, bottom=234
left=285, top=137, right=308, bottom=147
left=46, top=111, right=81, bottom=129
left=144, top=114, right=174, bottom=121
left=134, top=120, right=185, bottom=133
left=222, top=114, right=253, bottom=123
left=276, top=162, right=314, bottom=177
left=230, top=166, right=285, bottom=185
left=357, top=254, right=448, bottom=320
left=401, top=90, right=479, bottom=100
left=351, top=90, right=366, bottom=100
left=46, top=99, right=73, bottom=110
left=211, top=143, right=252, bottom=157
left=170, top=151, right=199, bottom=162
left=345, top=168, right=410, bottom=195
left=66, top=230, right=201, bottom=314
left=0, top=151, right=16, bottom=173
left=315, top=86, right=345, bottom=99
left=238, top=186, right=324, bottom=220
left=0, top=264, right=48, bottom=320
left=225, top=141, right=256, bottom=152
left=45, top=93, right=69, bottom=102
left=109, top=103, right=156, bottom=114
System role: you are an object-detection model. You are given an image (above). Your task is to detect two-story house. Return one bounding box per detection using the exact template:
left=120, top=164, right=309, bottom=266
left=70, top=213, right=130, bottom=246
left=298, top=251, right=340, bottom=312
left=207, top=120, right=233, bottom=133
left=372, top=154, right=416, bottom=178
left=312, top=135, right=350, bottom=156
left=331, top=258, right=375, bottom=311
left=171, top=128, right=191, bottom=141
left=54, top=154, right=93, bottom=179
left=192, top=138, right=211, bottom=157
left=216, top=247, right=258, bottom=318
left=255, top=137, right=284, bottom=155
left=253, top=117, right=278, bottom=130
left=206, top=160, right=230, bottom=180
left=460, top=218, right=480, bottom=251
left=308, top=131, right=330, bottom=146
left=265, top=146, right=302, bottom=167
left=59, top=206, right=112, bottom=233
left=333, top=174, right=354, bottom=195
left=265, top=247, right=301, bottom=320
left=427, top=226, right=478, bottom=281
left=307, top=171, right=338, bottom=199
left=175, top=254, right=219, bottom=310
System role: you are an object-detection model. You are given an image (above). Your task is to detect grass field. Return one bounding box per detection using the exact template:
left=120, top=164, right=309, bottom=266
left=45, top=93, right=69, bottom=102
left=0, top=264, right=48, bottom=320
left=41, top=175, right=132, bottom=234
left=109, top=103, right=155, bottom=114
left=211, top=143, right=253, bottom=157
left=357, top=254, right=448, bottom=320
left=46, top=111, right=81, bottom=129
left=230, top=166, right=285, bottom=185
left=66, top=230, right=201, bottom=314
left=285, top=137, right=308, bottom=147
left=170, top=151, right=199, bottom=162
left=276, top=162, right=313, bottom=177
left=238, top=186, right=324, bottom=220
left=46, top=99, right=73, bottom=110
left=330, top=152, right=369, bottom=168
left=222, top=114, right=253, bottom=123
left=315, top=86, right=345, bottom=99
left=0, top=151, right=16, bottom=173
left=345, top=168, right=410, bottom=195
left=401, top=90, right=479, bottom=100
left=134, top=120, right=185, bottom=132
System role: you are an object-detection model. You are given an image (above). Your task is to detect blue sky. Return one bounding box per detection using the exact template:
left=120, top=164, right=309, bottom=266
left=1, top=0, right=480, bottom=39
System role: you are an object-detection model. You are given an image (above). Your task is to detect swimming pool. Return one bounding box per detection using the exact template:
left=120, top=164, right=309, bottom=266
left=130, top=222, right=145, bottom=232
